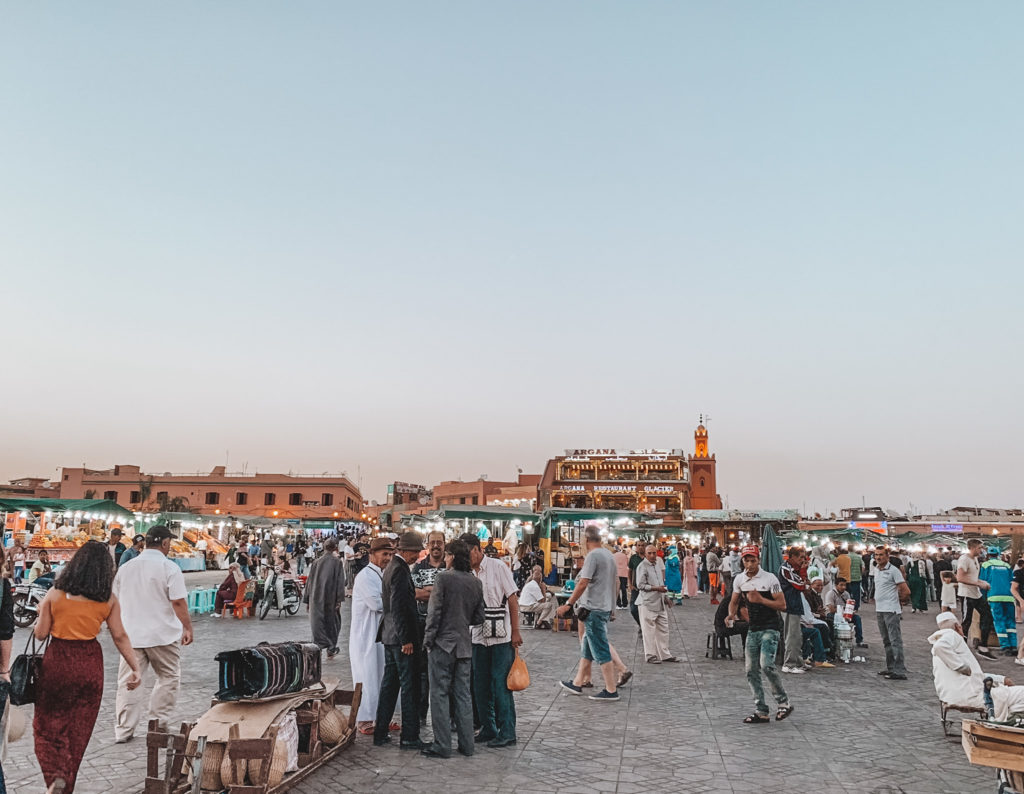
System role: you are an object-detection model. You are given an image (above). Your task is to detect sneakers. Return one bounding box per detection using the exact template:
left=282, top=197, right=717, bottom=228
left=1014, top=658, right=1024, bottom=666
left=559, top=680, right=584, bottom=695
left=211, top=612, right=222, bottom=619
left=781, top=666, right=805, bottom=674
left=589, top=689, right=620, bottom=702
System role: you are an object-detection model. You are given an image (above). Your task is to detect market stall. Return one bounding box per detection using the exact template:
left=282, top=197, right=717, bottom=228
left=536, top=507, right=646, bottom=577
left=412, top=505, right=538, bottom=555
left=0, top=498, right=135, bottom=564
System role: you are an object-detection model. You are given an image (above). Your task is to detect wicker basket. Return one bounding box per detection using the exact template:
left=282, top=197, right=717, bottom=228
left=319, top=708, right=346, bottom=745
left=220, top=748, right=248, bottom=787
left=185, top=740, right=225, bottom=791
left=248, top=740, right=288, bottom=787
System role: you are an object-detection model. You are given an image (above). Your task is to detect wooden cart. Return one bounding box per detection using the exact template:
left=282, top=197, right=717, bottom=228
left=145, top=681, right=361, bottom=794
left=961, top=719, right=1024, bottom=794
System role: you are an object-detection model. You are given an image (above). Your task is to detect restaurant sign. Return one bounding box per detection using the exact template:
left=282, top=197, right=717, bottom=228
left=594, top=485, right=634, bottom=493
left=564, top=449, right=681, bottom=458
left=931, top=523, right=964, bottom=533
left=643, top=485, right=675, bottom=493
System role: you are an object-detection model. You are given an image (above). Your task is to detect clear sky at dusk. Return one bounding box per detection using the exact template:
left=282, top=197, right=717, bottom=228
left=2, top=3, right=1022, bottom=514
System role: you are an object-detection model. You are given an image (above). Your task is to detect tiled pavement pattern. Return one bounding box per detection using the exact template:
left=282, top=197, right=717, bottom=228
left=5, top=571, right=1008, bottom=793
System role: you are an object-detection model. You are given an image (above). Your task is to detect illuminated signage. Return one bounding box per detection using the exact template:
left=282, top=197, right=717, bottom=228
left=594, top=485, right=633, bottom=493
left=931, top=524, right=963, bottom=533
left=560, top=485, right=586, bottom=492
left=643, top=486, right=675, bottom=493
left=849, top=521, right=887, bottom=533
left=564, top=448, right=681, bottom=457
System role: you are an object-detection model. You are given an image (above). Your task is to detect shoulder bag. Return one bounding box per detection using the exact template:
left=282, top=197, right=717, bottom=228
left=482, top=594, right=509, bottom=640
left=10, top=633, right=49, bottom=706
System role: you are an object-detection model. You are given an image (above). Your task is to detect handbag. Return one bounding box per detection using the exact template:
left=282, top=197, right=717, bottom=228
left=10, top=633, right=49, bottom=707
left=506, top=649, right=530, bottom=692
left=482, top=594, right=508, bottom=640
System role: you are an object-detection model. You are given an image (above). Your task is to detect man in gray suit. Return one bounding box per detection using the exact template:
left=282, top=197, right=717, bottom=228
left=421, top=539, right=485, bottom=758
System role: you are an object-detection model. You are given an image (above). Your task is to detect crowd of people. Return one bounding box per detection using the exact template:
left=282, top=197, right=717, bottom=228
left=7, top=519, right=1024, bottom=789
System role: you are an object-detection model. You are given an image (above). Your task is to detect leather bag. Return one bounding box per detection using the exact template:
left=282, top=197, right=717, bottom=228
left=10, top=634, right=49, bottom=706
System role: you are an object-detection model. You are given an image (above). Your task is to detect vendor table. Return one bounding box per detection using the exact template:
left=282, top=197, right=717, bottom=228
left=172, top=556, right=206, bottom=572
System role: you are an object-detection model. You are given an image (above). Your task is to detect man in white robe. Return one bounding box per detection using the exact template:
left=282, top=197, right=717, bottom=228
left=350, top=537, right=394, bottom=733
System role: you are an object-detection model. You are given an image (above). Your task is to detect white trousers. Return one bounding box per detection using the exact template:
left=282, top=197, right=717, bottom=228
left=639, top=604, right=671, bottom=661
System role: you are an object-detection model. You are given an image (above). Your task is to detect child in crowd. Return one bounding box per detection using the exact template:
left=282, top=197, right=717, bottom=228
left=940, top=570, right=958, bottom=614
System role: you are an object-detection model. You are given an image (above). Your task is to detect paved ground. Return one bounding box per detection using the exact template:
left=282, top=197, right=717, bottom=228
left=4, top=574, right=1010, bottom=793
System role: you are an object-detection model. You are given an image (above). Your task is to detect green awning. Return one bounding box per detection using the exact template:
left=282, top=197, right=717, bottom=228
left=537, top=508, right=647, bottom=539
left=0, top=498, right=133, bottom=520
left=428, top=505, right=538, bottom=524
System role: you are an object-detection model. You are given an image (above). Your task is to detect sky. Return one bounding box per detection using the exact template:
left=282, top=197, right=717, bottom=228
left=2, top=3, right=1023, bottom=515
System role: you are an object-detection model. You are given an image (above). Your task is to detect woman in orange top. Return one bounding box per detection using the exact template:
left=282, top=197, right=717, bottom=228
left=33, top=541, right=142, bottom=794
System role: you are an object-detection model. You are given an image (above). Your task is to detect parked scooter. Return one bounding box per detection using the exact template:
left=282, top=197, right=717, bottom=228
left=12, top=572, right=56, bottom=628
left=258, top=568, right=303, bottom=619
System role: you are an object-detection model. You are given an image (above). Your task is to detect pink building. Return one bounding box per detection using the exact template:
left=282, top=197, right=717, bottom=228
left=58, top=464, right=363, bottom=521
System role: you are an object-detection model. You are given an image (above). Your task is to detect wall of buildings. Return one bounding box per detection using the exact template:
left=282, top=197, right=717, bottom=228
left=58, top=464, right=363, bottom=520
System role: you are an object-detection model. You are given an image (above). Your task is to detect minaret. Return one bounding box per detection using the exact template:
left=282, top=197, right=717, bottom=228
left=687, top=417, right=722, bottom=509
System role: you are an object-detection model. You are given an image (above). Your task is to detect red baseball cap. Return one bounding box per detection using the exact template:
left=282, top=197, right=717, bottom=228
left=740, top=545, right=760, bottom=558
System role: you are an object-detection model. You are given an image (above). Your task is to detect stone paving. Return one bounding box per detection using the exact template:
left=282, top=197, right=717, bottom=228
left=4, top=573, right=1010, bottom=793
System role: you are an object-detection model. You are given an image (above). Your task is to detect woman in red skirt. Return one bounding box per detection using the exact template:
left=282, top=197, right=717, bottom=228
left=33, top=540, right=142, bottom=793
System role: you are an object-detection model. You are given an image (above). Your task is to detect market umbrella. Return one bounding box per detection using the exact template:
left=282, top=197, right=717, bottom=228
left=761, top=524, right=784, bottom=577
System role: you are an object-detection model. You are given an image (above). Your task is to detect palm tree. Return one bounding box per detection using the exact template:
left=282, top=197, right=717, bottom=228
left=156, top=493, right=193, bottom=514
left=137, top=476, right=155, bottom=509
left=84, top=489, right=97, bottom=499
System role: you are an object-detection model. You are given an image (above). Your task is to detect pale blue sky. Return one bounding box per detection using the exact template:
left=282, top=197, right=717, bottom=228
left=2, top=3, right=1022, bottom=513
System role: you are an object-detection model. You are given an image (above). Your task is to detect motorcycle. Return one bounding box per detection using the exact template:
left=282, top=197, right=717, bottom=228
left=258, top=569, right=303, bottom=619
left=12, top=572, right=55, bottom=628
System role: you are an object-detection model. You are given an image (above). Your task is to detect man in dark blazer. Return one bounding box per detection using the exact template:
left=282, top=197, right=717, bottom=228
left=421, top=539, right=485, bottom=758
left=373, top=531, right=424, bottom=749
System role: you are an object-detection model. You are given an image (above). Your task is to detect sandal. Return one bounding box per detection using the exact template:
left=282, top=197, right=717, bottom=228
left=776, top=705, right=794, bottom=722
left=743, top=714, right=771, bottom=724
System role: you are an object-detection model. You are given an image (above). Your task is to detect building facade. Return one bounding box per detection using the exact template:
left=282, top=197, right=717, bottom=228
left=538, top=423, right=723, bottom=520
left=58, top=464, right=363, bottom=521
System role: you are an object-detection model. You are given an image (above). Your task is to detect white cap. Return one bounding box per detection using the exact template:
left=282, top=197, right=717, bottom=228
left=936, top=612, right=959, bottom=628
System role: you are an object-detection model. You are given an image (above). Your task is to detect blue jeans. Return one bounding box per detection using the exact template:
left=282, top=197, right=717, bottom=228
left=744, top=629, right=789, bottom=716
left=847, top=580, right=862, bottom=610
left=801, top=625, right=826, bottom=662
left=374, top=645, right=421, bottom=743
left=472, top=643, right=516, bottom=743
left=580, top=610, right=612, bottom=665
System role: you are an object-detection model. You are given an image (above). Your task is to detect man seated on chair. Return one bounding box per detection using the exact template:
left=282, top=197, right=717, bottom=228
left=519, top=565, right=558, bottom=629
left=824, top=577, right=868, bottom=648
left=930, top=611, right=1024, bottom=721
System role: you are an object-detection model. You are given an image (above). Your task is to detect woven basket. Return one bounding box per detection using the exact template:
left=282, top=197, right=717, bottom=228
left=185, top=740, right=225, bottom=791
left=248, top=740, right=288, bottom=787
left=220, top=748, right=248, bottom=787
left=319, top=708, right=346, bottom=745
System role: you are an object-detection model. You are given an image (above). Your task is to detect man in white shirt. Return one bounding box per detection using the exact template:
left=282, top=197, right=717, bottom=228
left=463, top=533, right=522, bottom=747
left=113, top=525, right=194, bottom=743
left=958, top=538, right=996, bottom=658
left=518, top=565, right=557, bottom=629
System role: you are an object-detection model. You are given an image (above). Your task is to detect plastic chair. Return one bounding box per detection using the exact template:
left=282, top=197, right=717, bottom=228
left=223, top=580, right=257, bottom=619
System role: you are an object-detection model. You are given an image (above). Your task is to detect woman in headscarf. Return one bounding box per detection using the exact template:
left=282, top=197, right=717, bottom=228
left=681, top=547, right=699, bottom=598
left=664, top=544, right=682, bottom=603
left=906, top=552, right=930, bottom=613
left=213, top=563, right=247, bottom=617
